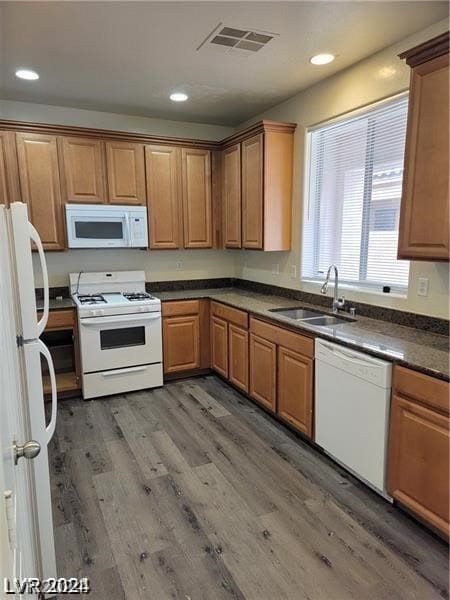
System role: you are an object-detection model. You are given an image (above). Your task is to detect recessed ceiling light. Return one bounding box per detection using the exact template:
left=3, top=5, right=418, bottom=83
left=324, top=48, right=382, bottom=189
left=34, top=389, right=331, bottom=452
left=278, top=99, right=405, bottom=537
left=170, top=92, right=188, bottom=102
left=310, top=53, right=335, bottom=66
left=15, top=68, right=39, bottom=80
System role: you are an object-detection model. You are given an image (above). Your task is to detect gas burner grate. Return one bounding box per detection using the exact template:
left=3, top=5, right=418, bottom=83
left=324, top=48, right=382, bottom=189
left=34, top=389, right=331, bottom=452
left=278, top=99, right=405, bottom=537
left=123, top=292, right=154, bottom=301
left=77, top=294, right=106, bottom=305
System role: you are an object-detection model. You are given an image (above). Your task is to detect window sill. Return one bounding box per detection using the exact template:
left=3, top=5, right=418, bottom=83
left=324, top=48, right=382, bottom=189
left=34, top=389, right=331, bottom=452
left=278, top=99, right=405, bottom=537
left=301, top=278, right=407, bottom=299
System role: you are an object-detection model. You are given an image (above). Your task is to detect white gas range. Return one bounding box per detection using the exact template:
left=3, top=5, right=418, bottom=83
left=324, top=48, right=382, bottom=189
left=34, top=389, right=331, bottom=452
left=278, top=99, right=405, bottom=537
left=70, top=271, right=163, bottom=399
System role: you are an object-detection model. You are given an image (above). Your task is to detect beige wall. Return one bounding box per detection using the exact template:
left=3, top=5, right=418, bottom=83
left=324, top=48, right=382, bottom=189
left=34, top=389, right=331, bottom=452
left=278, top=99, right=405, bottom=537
left=236, top=19, right=449, bottom=319
left=0, top=99, right=233, bottom=140
left=32, top=249, right=238, bottom=288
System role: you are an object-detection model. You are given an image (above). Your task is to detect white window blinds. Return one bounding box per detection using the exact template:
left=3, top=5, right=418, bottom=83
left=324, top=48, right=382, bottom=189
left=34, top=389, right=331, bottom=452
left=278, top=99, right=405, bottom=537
left=302, top=94, right=410, bottom=293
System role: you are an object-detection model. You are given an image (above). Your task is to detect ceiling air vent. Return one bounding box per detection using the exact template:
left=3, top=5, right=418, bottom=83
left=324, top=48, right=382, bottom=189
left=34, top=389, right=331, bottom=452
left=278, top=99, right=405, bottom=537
left=198, top=24, right=278, bottom=55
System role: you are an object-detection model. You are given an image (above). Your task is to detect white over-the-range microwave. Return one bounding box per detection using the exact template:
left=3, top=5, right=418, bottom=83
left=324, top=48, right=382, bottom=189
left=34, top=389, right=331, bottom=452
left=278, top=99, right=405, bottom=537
left=65, top=204, right=148, bottom=249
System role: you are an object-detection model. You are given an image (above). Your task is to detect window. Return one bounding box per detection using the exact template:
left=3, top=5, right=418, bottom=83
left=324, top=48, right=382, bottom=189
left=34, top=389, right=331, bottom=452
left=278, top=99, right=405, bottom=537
left=302, top=95, right=410, bottom=293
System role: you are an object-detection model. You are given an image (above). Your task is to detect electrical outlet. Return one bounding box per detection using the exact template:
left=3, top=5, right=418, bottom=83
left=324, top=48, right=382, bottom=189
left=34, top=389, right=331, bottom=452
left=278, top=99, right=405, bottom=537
left=272, top=263, right=279, bottom=276
left=290, top=264, right=297, bottom=279
left=176, top=261, right=183, bottom=271
left=417, top=277, right=429, bottom=297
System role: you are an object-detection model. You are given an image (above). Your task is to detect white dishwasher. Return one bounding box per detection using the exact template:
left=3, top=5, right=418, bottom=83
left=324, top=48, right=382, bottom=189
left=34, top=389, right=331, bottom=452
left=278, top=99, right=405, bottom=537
left=315, top=339, right=392, bottom=499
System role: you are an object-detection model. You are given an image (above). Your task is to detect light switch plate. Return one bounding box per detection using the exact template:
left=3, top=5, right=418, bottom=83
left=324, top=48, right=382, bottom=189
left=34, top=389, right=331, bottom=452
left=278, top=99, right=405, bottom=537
left=272, top=264, right=279, bottom=276
left=290, top=264, right=297, bottom=279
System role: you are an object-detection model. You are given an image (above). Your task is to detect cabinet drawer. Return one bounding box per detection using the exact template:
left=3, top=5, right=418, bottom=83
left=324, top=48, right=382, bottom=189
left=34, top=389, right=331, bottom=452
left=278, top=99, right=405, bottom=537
left=394, top=366, right=449, bottom=414
left=250, top=317, right=314, bottom=357
left=162, top=300, right=200, bottom=317
left=38, top=309, right=75, bottom=331
left=211, top=301, right=248, bottom=329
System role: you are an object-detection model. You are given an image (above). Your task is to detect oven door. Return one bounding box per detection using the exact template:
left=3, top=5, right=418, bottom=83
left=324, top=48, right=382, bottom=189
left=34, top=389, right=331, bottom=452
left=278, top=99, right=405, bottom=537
left=79, top=312, right=162, bottom=373
left=66, top=212, right=131, bottom=248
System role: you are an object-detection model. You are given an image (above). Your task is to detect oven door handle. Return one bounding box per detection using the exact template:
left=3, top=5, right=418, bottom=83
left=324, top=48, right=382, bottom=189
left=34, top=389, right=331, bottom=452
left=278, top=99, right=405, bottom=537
left=80, top=313, right=161, bottom=326
left=101, top=365, right=148, bottom=377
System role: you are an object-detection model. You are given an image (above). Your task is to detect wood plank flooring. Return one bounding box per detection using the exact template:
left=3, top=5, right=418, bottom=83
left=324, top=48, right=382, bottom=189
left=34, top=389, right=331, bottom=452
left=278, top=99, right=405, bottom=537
left=48, top=376, right=449, bottom=600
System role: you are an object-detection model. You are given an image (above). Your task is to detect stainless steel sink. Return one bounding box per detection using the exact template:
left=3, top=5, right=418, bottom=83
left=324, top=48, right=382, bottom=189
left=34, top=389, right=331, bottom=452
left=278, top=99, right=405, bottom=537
left=268, top=306, right=353, bottom=327
left=302, top=315, right=350, bottom=327
left=268, top=308, right=324, bottom=320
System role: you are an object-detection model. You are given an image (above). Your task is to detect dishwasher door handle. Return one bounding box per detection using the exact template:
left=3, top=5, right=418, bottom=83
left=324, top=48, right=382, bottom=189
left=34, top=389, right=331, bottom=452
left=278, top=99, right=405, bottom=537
left=316, top=340, right=390, bottom=368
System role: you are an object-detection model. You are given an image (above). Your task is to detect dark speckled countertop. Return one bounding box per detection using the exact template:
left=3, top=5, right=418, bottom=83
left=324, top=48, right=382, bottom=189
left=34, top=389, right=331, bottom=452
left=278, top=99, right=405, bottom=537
left=155, top=288, right=449, bottom=381
left=36, top=297, right=75, bottom=311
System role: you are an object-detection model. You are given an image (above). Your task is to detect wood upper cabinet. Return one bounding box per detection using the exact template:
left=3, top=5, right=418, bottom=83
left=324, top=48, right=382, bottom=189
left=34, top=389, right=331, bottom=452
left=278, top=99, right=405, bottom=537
left=388, top=366, right=449, bottom=537
left=211, top=316, right=228, bottom=378
left=240, top=126, right=294, bottom=251
left=16, top=133, right=65, bottom=250
left=222, top=143, right=241, bottom=248
left=181, top=148, right=212, bottom=248
left=249, top=332, right=277, bottom=411
left=105, top=141, right=145, bottom=205
left=398, top=33, right=450, bottom=261
left=146, top=145, right=182, bottom=249
left=0, top=131, right=20, bottom=205
left=163, top=314, right=200, bottom=374
left=58, top=137, right=106, bottom=204
left=278, top=346, right=313, bottom=438
left=228, top=324, right=248, bottom=393
left=242, top=134, right=263, bottom=249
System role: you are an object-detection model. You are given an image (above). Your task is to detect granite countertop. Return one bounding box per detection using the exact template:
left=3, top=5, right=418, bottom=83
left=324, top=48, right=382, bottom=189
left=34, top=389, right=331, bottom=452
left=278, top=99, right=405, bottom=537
left=155, top=288, right=449, bottom=381
left=36, top=297, right=75, bottom=311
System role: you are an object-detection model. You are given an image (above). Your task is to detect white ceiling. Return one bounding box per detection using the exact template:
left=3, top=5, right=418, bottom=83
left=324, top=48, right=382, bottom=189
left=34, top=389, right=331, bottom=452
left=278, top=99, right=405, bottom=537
left=0, top=1, right=448, bottom=126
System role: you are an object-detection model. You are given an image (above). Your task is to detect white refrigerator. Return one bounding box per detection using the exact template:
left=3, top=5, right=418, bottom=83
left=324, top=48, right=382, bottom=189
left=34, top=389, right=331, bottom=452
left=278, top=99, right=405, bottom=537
left=0, top=201, right=57, bottom=581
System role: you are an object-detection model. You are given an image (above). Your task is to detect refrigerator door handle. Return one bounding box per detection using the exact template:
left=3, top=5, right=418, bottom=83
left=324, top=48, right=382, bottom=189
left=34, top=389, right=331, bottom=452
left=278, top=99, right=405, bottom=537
left=30, top=223, right=49, bottom=337
left=38, top=339, right=57, bottom=443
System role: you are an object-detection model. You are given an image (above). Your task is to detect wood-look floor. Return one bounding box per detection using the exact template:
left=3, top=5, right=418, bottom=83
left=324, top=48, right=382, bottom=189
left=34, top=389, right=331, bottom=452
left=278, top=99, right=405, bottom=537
left=49, top=376, right=449, bottom=600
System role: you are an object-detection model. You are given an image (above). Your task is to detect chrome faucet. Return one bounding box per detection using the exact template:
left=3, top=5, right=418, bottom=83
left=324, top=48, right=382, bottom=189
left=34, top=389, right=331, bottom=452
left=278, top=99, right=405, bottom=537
left=321, top=265, right=345, bottom=313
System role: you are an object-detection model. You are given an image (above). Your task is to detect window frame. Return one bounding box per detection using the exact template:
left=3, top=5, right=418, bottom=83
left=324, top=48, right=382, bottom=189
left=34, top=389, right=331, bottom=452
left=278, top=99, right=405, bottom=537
left=302, top=92, right=410, bottom=296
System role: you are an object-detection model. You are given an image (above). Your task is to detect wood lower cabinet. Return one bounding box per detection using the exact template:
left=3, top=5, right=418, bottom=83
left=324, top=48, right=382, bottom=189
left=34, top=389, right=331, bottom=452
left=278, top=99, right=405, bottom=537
left=278, top=346, right=313, bottom=437
left=0, top=131, right=20, bottom=205
left=38, top=308, right=81, bottom=397
left=398, top=33, right=450, bottom=260
left=163, top=315, right=200, bottom=374
left=105, top=141, right=145, bottom=205
left=228, top=324, right=248, bottom=393
left=162, top=300, right=210, bottom=376
left=146, top=145, right=182, bottom=249
left=211, top=316, right=228, bottom=378
left=249, top=316, right=314, bottom=436
left=249, top=333, right=277, bottom=411
left=222, top=143, right=241, bottom=248
left=58, top=136, right=106, bottom=204
left=388, top=366, right=449, bottom=537
left=181, top=148, right=212, bottom=248
left=16, top=133, right=65, bottom=250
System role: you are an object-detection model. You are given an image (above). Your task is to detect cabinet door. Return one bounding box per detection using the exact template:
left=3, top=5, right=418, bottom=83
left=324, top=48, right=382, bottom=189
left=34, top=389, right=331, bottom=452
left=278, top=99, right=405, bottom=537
left=278, top=346, right=313, bottom=438
left=105, top=141, right=145, bottom=205
left=16, top=133, right=65, bottom=250
left=249, top=333, right=276, bottom=411
left=398, top=53, right=449, bottom=260
left=211, top=316, right=228, bottom=378
left=181, top=148, right=212, bottom=248
left=59, top=137, right=106, bottom=203
left=388, top=393, right=449, bottom=536
left=242, top=134, right=263, bottom=249
left=223, top=144, right=241, bottom=248
left=163, top=315, right=200, bottom=374
left=146, top=145, right=182, bottom=249
left=228, top=324, right=248, bottom=393
left=0, top=131, right=20, bottom=205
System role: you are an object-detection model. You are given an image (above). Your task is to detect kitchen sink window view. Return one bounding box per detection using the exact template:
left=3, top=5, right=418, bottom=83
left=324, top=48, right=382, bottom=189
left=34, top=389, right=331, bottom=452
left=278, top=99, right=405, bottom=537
left=302, top=94, right=410, bottom=294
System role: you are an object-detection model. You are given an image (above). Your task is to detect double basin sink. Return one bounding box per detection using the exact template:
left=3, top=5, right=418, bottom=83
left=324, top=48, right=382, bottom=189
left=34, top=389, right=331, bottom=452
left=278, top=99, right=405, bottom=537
left=268, top=307, right=355, bottom=327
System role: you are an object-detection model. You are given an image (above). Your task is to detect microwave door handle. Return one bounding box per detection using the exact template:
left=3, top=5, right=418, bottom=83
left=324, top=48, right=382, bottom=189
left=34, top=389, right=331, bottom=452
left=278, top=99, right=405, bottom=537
left=124, top=213, right=131, bottom=247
